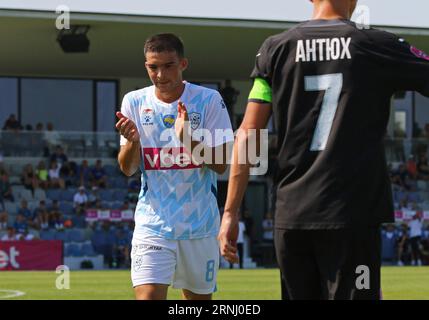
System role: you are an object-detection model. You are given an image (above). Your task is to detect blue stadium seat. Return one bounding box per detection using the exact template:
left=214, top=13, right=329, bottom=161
left=46, top=189, right=62, bottom=201
left=408, top=192, right=422, bottom=203
left=82, top=242, right=97, bottom=256
left=54, top=231, right=67, bottom=241
left=4, top=201, right=17, bottom=214
left=99, top=189, right=114, bottom=201
left=104, top=165, right=118, bottom=176
left=60, top=190, right=75, bottom=202
left=110, top=201, right=123, bottom=209
left=67, top=229, right=85, bottom=242
left=59, top=201, right=74, bottom=215
left=114, top=178, right=128, bottom=189
left=113, top=189, right=128, bottom=202
left=65, top=243, right=83, bottom=257
left=40, top=230, right=56, bottom=240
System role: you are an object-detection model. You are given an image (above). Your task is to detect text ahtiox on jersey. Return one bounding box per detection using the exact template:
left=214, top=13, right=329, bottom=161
left=296, top=37, right=352, bottom=62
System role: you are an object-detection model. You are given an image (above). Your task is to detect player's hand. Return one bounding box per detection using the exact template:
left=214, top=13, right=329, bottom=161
left=175, top=101, right=191, bottom=143
left=218, top=211, right=239, bottom=264
left=116, top=112, right=140, bottom=143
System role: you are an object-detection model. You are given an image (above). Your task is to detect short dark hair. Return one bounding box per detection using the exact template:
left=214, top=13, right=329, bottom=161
left=144, top=33, right=184, bottom=58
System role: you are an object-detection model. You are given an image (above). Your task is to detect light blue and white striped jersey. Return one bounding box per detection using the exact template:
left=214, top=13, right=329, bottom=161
left=120, top=82, right=233, bottom=240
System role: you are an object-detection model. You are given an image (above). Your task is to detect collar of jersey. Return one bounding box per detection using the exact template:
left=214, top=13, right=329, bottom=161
left=151, top=81, right=189, bottom=107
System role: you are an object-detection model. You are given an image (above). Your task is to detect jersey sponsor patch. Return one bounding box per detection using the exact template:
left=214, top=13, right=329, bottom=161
left=410, top=46, right=429, bottom=61
left=162, top=114, right=176, bottom=128
left=143, top=147, right=202, bottom=170
left=189, top=112, right=201, bottom=130
left=142, top=109, right=154, bottom=126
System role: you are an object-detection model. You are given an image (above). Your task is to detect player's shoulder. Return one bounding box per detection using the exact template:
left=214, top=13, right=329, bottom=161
left=186, top=82, right=222, bottom=101
left=123, top=86, right=154, bottom=105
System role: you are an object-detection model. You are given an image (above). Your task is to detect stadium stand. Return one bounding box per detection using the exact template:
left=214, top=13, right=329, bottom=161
left=1, top=132, right=429, bottom=269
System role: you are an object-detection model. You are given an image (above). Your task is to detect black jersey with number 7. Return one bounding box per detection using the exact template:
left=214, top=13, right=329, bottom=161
left=251, top=19, right=429, bottom=229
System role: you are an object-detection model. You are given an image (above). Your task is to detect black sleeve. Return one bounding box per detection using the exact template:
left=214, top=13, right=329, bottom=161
left=372, top=31, right=429, bottom=96
left=250, top=37, right=274, bottom=85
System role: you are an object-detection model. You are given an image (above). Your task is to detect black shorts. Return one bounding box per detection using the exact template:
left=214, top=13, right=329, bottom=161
left=274, top=227, right=381, bottom=300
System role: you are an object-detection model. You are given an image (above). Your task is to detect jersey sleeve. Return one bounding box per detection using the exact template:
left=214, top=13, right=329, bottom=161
left=250, top=37, right=274, bottom=84
left=202, top=91, right=234, bottom=148
left=119, top=93, right=133, bottom=146
left=374, top=32, right=429, bottom=96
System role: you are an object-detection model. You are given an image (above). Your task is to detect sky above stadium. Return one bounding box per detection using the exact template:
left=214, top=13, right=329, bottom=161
left=1, top=0, right=428, bottom=29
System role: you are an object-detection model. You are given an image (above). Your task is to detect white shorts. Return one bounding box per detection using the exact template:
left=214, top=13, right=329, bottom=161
left=131, top=233, right=219, bottom=295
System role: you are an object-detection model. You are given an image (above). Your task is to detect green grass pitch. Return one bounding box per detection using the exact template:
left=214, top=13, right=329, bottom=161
left=0, top=267, right=428, bottom=300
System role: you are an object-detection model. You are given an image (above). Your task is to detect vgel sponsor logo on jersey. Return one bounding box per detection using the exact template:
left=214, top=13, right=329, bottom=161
left=143, top=147, right=202, bottom=170
left=296, top=37, right=352, bottom=62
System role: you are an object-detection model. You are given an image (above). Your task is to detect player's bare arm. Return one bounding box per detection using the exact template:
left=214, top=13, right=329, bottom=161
left=175, top=101, right=229, bottom=175
left=219, top=101, right=272, bottom=263
left=116, top=111, right=141, bottom=176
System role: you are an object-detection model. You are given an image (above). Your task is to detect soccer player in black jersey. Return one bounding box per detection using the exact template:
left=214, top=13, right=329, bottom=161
left=218, top=0, right=429, bottom=300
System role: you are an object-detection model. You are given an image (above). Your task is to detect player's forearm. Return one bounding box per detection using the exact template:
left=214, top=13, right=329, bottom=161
left=223, top=133, right=251, bottom=216
left=118, top=141, right=141, bottom=177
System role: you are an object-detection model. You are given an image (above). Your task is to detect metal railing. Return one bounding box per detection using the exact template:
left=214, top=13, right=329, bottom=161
left=0, top=130, right=120, bottom=158
left=1, top=130, right=429, bottom=163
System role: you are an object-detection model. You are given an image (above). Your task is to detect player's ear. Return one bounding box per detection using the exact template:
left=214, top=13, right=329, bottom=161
left=180, top=58, right=189, bottom=72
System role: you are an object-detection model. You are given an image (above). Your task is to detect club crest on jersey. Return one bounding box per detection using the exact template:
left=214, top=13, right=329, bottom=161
left=142, top=109, right=154, bottom=126
left=410, top=46, right=429, bottom=61
left=188, top=112, right=201, bottom=130
left=162, top=114, right=176, bottom=128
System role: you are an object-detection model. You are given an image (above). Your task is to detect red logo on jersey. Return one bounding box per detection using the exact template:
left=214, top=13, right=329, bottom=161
left=143, top=147, right=202, bottom=170
left=410, top=46, right=429, bottom=61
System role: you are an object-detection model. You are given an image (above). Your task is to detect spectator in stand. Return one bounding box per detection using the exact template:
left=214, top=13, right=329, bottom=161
left=21, top=164, right=39, bottom=195
left=17, top=229, right=36, bottom=241
left=50, top=145, right=68, bottom=167
left=417, top=153, right=429, bottom=181
left=72, top=206, right=87, bottom=229
left=44, top=122, right=61, bottom=152
left=91, top=159, right=108, bottom=188
left=396, top=164, right=412, bottom=191
left=381, top=224, right=399, bottom=265
left=262, top=212, right=274, bottom=244
left=49, top=199, right=61, bottom=216
left=35, top=160, right=49, bottom=189
left=1, top=227, right=18, bottom=241
left=114, top=228, right=131, bottom=268
left=49, top=211, right=65, bottom=231
left=406, top=155, right=418, bottom=180
left=0, top=172, right=14, bottom=204
left=78, top=160, right=92, bottom=188
left=121, top=200, right=131, bottom=210
left=408, top=213, right=424, bottom=266
left=17, top=200, right=34, bottom=227
left=88, top=186, right=100, bottom=207
left=33, top=200, right=50, bottom=230
left=13, top=214, right=28, bottom=237
left=2, top=114, right=22, bottom=131
left=59, top=161, right=77, bottom=187
left=73, top=186, right=88, bottom=209
left=0, top=210, right=8, bottom=230
left=35, top=122, right=44, bottom=131
left=397, top=224, right=410, bottom=266
left=48, top=160, right=65, bottom=189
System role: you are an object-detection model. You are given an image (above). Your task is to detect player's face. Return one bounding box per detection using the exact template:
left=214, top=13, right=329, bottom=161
left=145, top=51, right=188, bottom=94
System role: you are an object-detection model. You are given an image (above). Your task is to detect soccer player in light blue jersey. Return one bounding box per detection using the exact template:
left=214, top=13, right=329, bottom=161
left=116, top=33, right=233, bottom=300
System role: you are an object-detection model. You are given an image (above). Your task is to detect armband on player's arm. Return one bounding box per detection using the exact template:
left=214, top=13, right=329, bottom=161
left=248, top=78, right=273, bottom=104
